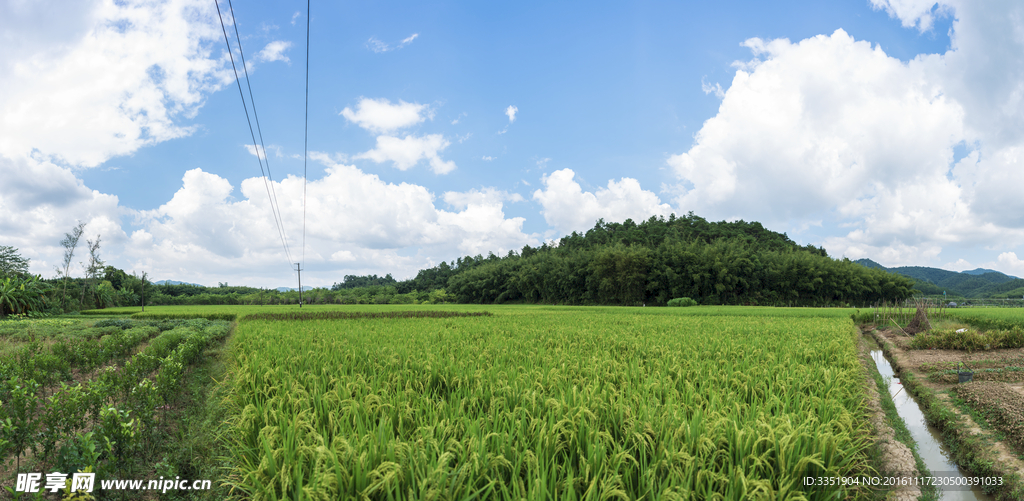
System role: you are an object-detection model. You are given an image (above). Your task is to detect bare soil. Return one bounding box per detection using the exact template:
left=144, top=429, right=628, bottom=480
left=870, top=327, right=1024, bottom=481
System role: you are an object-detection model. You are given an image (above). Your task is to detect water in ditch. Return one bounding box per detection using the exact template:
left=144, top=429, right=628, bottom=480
left=870, top=350, right=995, bottom=500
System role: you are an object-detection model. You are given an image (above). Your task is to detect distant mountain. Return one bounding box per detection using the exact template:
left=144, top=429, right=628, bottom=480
left=153, top=279, right=205, bottom=287
left=853, top=259, right=1021, bottom=298
left=276, top=286, right=315, bottom=292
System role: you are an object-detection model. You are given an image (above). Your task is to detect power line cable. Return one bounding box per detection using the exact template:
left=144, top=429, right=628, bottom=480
left=214, top=0, right=293, bottom=266
left=302, top=0, right=310, bottom=268
left=226, top=0, right=293, bottom=264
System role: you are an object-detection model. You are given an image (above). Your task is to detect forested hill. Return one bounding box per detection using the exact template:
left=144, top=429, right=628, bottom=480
left=855, top=259, right=1024, bottom=299
left=389, top=213, right=914, bottom=306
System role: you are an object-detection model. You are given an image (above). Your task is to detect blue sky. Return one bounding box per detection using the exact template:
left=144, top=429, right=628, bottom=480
left=3, top=0, right=1023, bottom=288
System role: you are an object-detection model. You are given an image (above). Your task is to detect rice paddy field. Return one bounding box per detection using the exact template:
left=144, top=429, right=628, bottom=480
left=9, top=304, right=1024, bottom=500
left=211, top=306, right=873, bottom=500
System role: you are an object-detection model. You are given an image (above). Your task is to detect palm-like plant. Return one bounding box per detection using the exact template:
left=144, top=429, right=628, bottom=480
left=0, top=275, right=53, bottom=316
left=0, top=278, right=19, bottom=316
left=95, top=281, right=115, bottom=309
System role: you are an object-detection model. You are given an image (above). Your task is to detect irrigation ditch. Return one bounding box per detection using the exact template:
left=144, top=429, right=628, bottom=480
left=863, top=326, right=1024, bottom=501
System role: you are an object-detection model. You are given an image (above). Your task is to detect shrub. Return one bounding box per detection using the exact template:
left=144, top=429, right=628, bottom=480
left=667, top=297, right=699, bottom=307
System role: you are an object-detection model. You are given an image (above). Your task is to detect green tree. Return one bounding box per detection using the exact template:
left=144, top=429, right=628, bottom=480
left=0, top=246, right=30, bottom=278
left=81, top=235, right=104, bottom=309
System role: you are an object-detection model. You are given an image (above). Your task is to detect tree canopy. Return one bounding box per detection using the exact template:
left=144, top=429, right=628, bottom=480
left=404, top=213, right=914, bottom=306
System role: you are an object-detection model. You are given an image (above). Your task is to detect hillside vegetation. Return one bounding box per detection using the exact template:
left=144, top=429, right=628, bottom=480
left=409, top=213, right=913, bottom=306
left=856, top=258, right=1024, bottom=298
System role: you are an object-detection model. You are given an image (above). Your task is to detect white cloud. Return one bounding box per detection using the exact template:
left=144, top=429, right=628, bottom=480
left=366, top=33, right=419, bottom=53
left=243, top=144, right=266, bottom=160
left=255, top=41, right=292, bottom=63
left=869, top=0, right=949, bottom=32
left=0, top=0, right=229, bottom=168
left=701, top=77, right=725, bottom=99
left=482, top=156, right=495, bottom=161
left=995, top=252, right=1024, bottom=278
left=124, top=161, right=535, bottom=282
left=340, top=98, right=431, bottom=133
left=533, top=168, right=674, bottom=234
left=355, top=134, right=456, bottom=174
left=291, top=11, right=300, bottom=25
left=0, top=155, right=126, bottom=276
left=667, top=14, right=1024, bottom=267
left=505, top=105, right=518, bottom=123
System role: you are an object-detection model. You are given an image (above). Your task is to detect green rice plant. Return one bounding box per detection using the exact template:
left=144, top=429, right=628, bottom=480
left=223, top=311, right=874, bottom=500
left=240, top=310, right=492, bottom=321
left=908, top=326, right=1024, bottom=351
left=946, top=308, right=1024, bottom=331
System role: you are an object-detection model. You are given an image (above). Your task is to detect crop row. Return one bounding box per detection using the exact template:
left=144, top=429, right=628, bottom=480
left=952, top=381, right=1024, bottom=450
left=0, top=319, right=230, bottom=482
left=223, top=312, right=873, bottom=500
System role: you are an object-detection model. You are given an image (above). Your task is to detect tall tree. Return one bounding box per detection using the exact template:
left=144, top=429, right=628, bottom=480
left=55, top=221, right=86, bottom=310
left=81, top=235, right=104, bottom=308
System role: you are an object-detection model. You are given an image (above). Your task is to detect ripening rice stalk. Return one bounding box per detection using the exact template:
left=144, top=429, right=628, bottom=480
left=223, top=311, right=873, bottom=500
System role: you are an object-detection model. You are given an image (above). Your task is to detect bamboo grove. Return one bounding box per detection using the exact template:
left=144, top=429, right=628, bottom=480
left=430, top=214, right=915, bottom=306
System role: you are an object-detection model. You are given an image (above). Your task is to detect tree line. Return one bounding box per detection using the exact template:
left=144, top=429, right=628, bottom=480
left=399, top=213, right=913, bottom=306
left=1, top=212, right=914, bottom=316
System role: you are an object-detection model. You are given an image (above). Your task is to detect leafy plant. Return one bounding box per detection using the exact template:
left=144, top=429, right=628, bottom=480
left=667, top=297, right=699, bottom=307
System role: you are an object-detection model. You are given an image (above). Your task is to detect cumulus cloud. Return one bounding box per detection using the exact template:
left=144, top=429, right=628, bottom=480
left=533, top=168, right=675, bottom=234
left=0, top=155, right=126, bottom=275
left=255, top=40, right=292, bottom=63
left=125, top=160, right=535, bottom=282
left=341, top=97, right=431, bottom=133
left=995, top=252, right=1024, bottom=278
left=355, top=134, right=456, bottom=174
left=0, top=0, right=228, bottom=168
left=666, top=5, right=1024, bottom=267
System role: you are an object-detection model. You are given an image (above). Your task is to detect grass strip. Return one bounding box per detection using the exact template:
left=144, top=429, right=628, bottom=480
left=133, top=312, right=240, bottom=321
left=871, top=331, right=1024, bottom=501
left=239, top=310, right=492, bottom=321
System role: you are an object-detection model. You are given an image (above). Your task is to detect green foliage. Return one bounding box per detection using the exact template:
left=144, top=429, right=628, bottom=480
left=908, top=327, right=1024, bottom=351
left=0, top=275, right=53, bottom=317
left=667, top=297, right=698, bottom=307
left=445, top=235, right=912, bottom=306
left=0, top=246, right=30, bottom=278
left=241, top=310, right=491, bottom=321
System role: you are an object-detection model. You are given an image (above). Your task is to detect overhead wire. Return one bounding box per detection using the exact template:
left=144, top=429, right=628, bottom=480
left=214, top=0, right=294, bottom=266
left=302, top=0, right=310, bottom=269
left=226, top=0, right=293, bottom=265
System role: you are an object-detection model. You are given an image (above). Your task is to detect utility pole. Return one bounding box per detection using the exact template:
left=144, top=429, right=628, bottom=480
left=141, top=271, right=147, bottom=312
left=295, top=263, right=303, bottom=307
